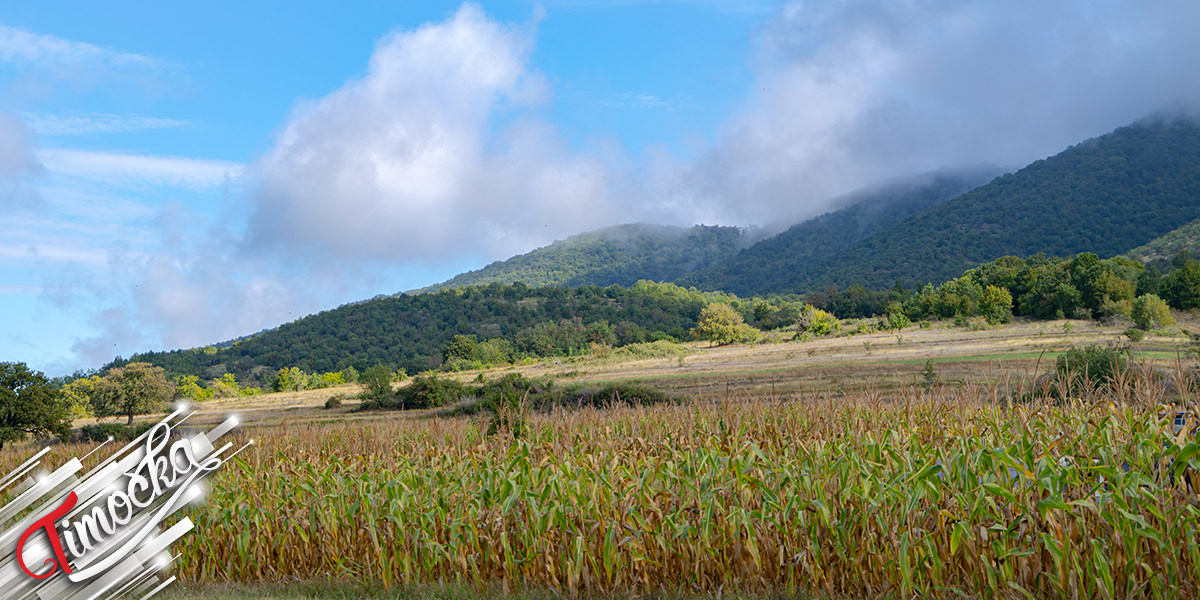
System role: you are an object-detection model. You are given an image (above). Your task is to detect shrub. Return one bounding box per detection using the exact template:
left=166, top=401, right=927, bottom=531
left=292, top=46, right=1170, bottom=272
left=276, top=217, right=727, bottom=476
left=399, top=374, right=469, bottom=410
left=441, top=357, right=483, bottom=372
left=611, top=340, right=691, bottom=360
left=78, top=422, right=154, bottom=443
left=479, top=373, right=544, bottom=437
left=531, top=382, right=673, bottom=410
left=1054, top=345, right=1129, bottom=395
left=884, top=311, right=911, bottom=331
left=1096, top=297, right=1133, bottom=322
left=324, top=394, right=345, bottom=409
left=800, top=305, right=841, bottom=336
left=360, top=365, right=395, bottom=401
left=1124, top=328, right=1145, bottom=342
left=1131, top=294, right=1174, bottom=330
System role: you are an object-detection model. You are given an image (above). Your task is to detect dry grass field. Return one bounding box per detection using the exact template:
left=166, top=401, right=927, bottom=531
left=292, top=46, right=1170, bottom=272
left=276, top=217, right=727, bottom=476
left=152, top=316, right=1196, bottom=432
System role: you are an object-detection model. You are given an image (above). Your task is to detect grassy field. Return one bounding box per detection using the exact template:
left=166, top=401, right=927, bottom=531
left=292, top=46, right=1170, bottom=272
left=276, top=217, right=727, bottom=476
left=152, top=316, right=1196, bottom=432
left=9, top=316, right=1200, bottom=599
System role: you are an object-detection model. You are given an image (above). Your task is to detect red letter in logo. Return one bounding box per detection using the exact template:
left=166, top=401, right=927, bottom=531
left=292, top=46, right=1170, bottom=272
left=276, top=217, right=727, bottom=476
left=17, top=491, right=77, bottom=579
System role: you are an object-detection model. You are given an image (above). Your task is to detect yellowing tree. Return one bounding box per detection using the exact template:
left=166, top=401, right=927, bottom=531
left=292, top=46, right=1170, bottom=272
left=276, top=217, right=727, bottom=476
left=60, top=375, right=101, bottom=419
left=692, top=303, right=760, bottom=346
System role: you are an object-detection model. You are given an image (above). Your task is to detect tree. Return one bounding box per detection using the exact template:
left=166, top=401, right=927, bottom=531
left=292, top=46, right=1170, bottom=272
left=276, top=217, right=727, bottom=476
left=174, top=375, right=213, bottom=403
left=360, top=365, right=394, bottom=400
left=691, top=303, right=759, bottom=346
left=442, top=335, right=478, bottom=363
left=979, top=285, right=1013, bottom=325
left=1131, top=294, right=1174, bottom=330
left=59, top=375, right=100, bottom=419
left=91, top=362, right=173, bottom=425
left=273, top=367, right=305, bottom=392
left=212, top=372, right=240, bottom=398
left=0, top=363, right=71, bottom=450
left=883, top=302, right=910, bottom=331
left=476, top=338, right=514, bottom=365
left=1161, top=260, right=1200, bottom=310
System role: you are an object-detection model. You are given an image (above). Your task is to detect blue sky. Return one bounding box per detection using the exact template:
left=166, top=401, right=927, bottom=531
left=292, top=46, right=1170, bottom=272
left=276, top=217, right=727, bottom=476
left=0, top=1, right=1197, bottom=375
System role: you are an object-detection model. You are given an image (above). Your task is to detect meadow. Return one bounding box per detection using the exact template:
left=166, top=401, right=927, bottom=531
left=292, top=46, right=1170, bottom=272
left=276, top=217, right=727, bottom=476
left=9, top=317, right=1200, bottom=599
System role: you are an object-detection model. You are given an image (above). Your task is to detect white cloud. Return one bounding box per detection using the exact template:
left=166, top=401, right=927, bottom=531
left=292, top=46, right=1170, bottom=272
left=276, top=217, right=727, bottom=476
left=672, top=0, right=1200, bottom=226
left=0, top=24, right=177, bottom=102
left=25, top=112, right=188, bottom=136
left=247, top=3, right=618, bottom=263
left=38, top=149, right=242, bottom=189
left=0, top=24, right=159, bottom=69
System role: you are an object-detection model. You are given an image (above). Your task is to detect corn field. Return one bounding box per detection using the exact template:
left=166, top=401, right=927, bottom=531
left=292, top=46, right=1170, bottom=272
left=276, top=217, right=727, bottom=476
left=154, top=363, right=1200, bottom=599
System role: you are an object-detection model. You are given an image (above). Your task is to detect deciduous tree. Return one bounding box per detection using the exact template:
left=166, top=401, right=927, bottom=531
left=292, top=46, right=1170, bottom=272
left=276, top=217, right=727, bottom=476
left=692, top=303, right=759, bottom=346
left=0, top=362, right=71, bottom=449
left=91, top=362, right=173, bottom=425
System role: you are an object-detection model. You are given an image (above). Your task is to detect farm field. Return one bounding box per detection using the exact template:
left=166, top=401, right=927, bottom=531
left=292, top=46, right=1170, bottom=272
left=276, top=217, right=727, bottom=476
left=141, top=317, right=1195, bottom=432
left=8, top=317, right=1200, bottom=599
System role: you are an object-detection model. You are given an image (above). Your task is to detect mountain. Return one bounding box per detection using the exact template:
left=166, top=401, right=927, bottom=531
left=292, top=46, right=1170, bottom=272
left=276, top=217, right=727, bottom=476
left=111, top=115, right=1200, bottom=385
left=417, top=223, right=751, bottom=292
left=1125, top=218, right=1200, bottom=267
left=121, top=281, right=736, bottom=383
left=753, top=115, right=1200, bottom=292
left=676, top=168, right=998, bottom=296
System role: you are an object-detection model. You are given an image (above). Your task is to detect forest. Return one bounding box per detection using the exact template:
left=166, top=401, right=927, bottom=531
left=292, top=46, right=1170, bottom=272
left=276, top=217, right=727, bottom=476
left=98, top=247, right=1200, bottom=394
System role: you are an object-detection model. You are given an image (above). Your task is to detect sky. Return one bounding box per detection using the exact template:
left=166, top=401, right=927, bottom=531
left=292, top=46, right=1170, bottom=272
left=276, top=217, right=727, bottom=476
left=0, top=0, right=1197, bottom=375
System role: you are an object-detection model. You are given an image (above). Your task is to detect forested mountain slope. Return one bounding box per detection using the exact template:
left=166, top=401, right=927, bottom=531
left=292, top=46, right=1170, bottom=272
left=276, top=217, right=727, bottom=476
left=777, top=116, right=1200, bottom=291
left=677, top=168, right=997, bottom=295
left=1125, top=218, right=1200, bottom=267
left=418, top=224, right=750, bottom=292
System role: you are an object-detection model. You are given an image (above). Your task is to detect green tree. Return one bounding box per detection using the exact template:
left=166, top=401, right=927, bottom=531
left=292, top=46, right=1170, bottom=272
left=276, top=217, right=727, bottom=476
left=1161, top=260, right=1200, bottom=309
left=360, top=365, right=394, bottom=400
left=91, top=362, right=173, bottom=426
left=476, top=338, right=514, bottom=365
left=1131, top=294, right=1175, bottom=330
left=691, top=303, right=759, bottom=346
left=0, top=362, right=71, bottom=449
left=442, top=335, right=478, bottom=363
left=1136, top=266, right=1162, bottom=297
left=883, top=302, right=910, bottom=331
left=979, top=285, right=1014, bottom=325
left=272, top=367, right=306, bottom=392
left=585, top=321, right=616, bottom=347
